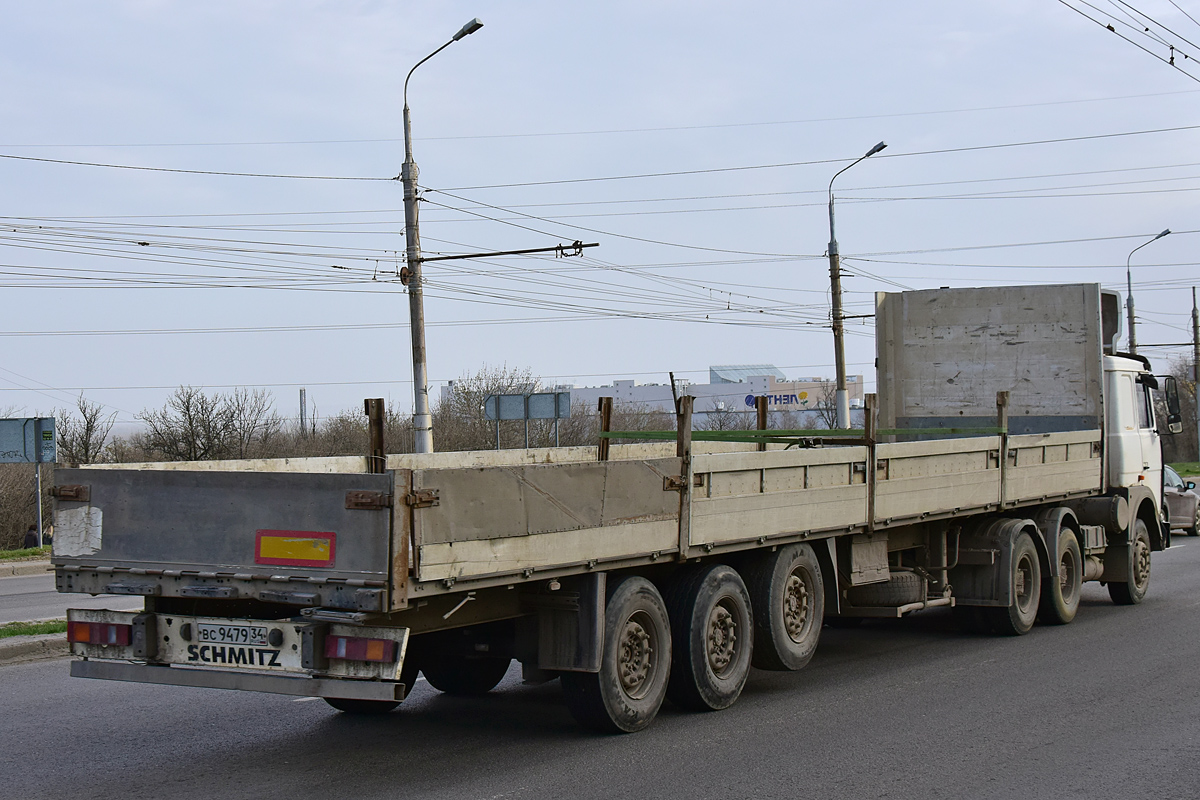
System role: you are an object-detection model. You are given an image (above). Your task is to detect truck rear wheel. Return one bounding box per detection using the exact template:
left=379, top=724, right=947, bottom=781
left=421, top=651, right=511, bottom=696
left=743, top=543, right=824, bottom=671
left=987, top=531, right=1041, bottom=636
left=1038, top=529, right=1081, bottom=625
left=561, top=575, right=671, bottom=733
left=1109, top=519, right=1152, bottom=605
left=664, top=564, right=753, bottom=711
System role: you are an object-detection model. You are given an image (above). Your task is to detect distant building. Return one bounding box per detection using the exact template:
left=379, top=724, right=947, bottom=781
left=566, top=365, right=864, bottom=415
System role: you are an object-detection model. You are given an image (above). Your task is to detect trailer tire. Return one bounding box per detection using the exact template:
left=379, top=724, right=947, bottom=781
left=987, top=531, right=1041, bottom=636
left=421, top=651, right=511, bottom=696
left=1109, top=519, right=1152, bottom=605
left=1038, top=529, right=1081, bottom=625
left=845, top=571, right=925, bottom=607
left=323, top=698, right=400, bottom=715
left=561, top=575, right=671, bottom=733
left=743, top=543, right=824, bottom=671
left=663, top=564, right=753, bottom=711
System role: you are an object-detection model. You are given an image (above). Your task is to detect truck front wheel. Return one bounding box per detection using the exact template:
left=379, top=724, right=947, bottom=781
left=561, top=575, right=671, bottom=733
left=1109, top=519, right=1152, bottom=605
left=987, top=531, right=1041, bottom=635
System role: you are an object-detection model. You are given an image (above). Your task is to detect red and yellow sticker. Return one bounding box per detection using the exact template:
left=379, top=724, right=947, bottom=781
left=254, top=530, right=337, bottom=567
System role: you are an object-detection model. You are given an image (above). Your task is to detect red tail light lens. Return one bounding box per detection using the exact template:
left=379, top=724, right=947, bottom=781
left=67, top=621, right=132, bottom=646
left=324, top=635, right=398, bottom=663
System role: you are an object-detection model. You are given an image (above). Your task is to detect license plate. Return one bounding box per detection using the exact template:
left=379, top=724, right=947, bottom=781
left=196, top=623, right=269, bottom=647
left=158, top=616, right=305, bottom=673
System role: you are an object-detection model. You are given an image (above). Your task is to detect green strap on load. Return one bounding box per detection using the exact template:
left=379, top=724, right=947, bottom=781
left=598, top=426, right=1006, bottom=444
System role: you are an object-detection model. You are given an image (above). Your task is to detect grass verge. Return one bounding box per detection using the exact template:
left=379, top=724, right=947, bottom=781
left=0, top=620, right=67, bottom=639
left=0, top=546, right=51, bottom=562
left=1170, top=462, right=1200, bottom=477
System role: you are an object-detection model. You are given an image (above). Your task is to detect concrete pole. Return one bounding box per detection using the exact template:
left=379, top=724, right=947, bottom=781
left=826, top=141, right=886, bottom=430
left=1193, top=287, right=1199, bottom=461
left=401, top=101, right=433, bottom=453
left=1126, top=263, right=1137, bottom=355
left=1125, top=228, right=1171, bottom=355
left=400, top=19, right=484, bottom=454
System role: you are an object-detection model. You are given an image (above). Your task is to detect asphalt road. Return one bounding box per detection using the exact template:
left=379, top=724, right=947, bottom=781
left=3, top=542, right=1199, bottom=800
left=0, top=572, right=142, bottom=624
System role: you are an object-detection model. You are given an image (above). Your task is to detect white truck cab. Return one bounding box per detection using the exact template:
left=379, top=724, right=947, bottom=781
left=1104, top=354, right=1163, bottom=507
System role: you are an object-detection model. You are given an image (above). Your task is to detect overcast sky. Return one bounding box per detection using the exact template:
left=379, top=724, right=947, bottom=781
left=2, top=1, right=1198, bottom=430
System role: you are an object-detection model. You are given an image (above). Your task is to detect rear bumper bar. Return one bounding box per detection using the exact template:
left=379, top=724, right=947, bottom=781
left=70, top=660, right=405, bottom=702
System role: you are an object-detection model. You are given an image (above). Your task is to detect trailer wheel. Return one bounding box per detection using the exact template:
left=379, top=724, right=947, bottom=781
left=421, top=651, right=511, bottom=696
left=742, top=544, right=824, bottom=670
left=323, top=698, right=400, bottom=715
left=987, top=531, right=1041, bottom=636
left=1109, top=519, right=1152, bottom=605
left=561, top=575, right=671, bottom=733
left=1038, top=529, right=1081, bottom=625
left=663, top=564, right=753, bottom=711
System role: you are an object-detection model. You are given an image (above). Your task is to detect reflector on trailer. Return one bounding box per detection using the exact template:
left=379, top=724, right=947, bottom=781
left=324, top=635, right=398, bottom=663
left=68, top=621, right=132, bottom=646
left=255, top=529, right=336, bottom=567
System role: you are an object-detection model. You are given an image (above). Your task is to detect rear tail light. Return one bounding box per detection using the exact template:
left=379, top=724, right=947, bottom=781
left=67, top=621, right=132, bottom=646
left=325, top=635, right=398, bottom=663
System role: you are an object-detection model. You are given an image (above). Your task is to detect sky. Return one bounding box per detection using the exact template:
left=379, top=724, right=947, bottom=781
left=1, top=1, right=1199, bottom=432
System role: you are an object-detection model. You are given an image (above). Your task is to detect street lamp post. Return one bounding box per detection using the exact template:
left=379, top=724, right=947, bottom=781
left=1125, top=228, right=1170, bottom=355
left=402, top=17, right=484, bottom=454
left=827, top=140, right=886, bottom=430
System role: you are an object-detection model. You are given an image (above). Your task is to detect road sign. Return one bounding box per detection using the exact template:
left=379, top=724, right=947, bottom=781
left=0, top=417, right=56, bottom=464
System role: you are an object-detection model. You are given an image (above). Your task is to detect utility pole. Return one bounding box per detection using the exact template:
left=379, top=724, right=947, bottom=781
left=1193, top=287, right=1199, bottom=461
left=826, top=141, right=886, bottom=429
left=1125, top=228, right=1170, bottom=355
left=299, top=388, right=307, bottom=438
left=401, top=18, right=484, bottom=454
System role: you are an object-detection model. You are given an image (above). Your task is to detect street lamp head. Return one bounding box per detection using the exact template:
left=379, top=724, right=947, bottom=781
left=865, top=141, right=888, bottom=157
left=452, top=18, right=484, bottom=41
left=1155, top=228, right=1171, bottom=240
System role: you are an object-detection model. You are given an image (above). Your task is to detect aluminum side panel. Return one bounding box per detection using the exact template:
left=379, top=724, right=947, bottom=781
left=52, top=468, right=393, bottom=581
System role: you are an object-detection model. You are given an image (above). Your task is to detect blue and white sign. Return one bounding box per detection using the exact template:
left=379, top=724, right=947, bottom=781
left=743, top=392, right=811, bottom=408
left=0, top=417, right=56, bottom=463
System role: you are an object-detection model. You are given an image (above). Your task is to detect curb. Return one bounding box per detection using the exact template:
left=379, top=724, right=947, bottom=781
left=0, top=633, right=69, bottom=666
left=0, top=561, right=53, bottom=577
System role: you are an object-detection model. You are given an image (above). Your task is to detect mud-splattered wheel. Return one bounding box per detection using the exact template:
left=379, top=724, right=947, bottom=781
left=561, top=576, right=671, bottom=733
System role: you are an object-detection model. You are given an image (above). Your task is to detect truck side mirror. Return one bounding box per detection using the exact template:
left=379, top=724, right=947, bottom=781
left=1160, top=375, right=1183, bottom=434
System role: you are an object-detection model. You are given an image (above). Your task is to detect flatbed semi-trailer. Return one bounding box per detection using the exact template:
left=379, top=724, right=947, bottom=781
left=54, top=284, right=1184, bottom=732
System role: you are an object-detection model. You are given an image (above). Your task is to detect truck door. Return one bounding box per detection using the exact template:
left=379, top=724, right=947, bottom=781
left=1135, top=378, right=1163, bottom=509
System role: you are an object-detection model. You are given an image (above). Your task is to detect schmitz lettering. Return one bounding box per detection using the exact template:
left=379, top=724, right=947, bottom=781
left=186, top=644, right=281, bottom=667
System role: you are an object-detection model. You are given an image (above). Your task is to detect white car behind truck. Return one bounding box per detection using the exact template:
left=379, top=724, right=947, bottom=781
left=53, top=283, right=1184, bottom=732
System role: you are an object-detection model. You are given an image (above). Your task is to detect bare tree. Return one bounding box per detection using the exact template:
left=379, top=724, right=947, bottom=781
left=136, top=386, right=235, bottom=461
left=1161, top=356, right=1197, bottom=464
left=812, top=381, right=838, bottom=430
left=227, top=388, right=284, bottom=458
left=433, top=365, right=543, bottom=451
left=696, top=403, right=752, bottom=431
left=55, top=395, right=116, bottom=464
